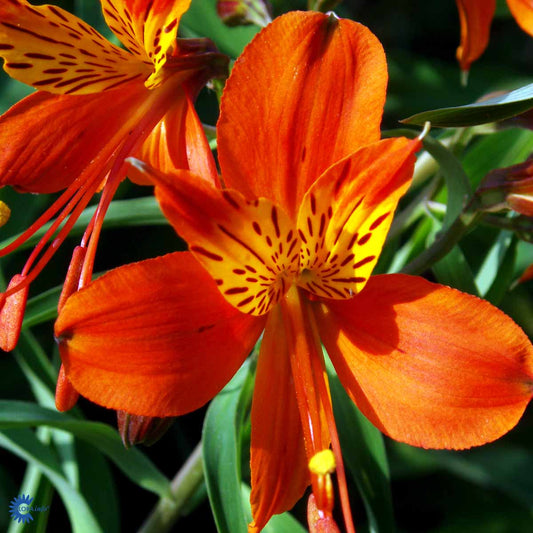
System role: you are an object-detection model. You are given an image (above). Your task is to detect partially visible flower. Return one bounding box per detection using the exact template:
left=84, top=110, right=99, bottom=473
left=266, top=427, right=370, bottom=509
left=54, top=11, right=533, bottom=532
left=456, top=0, right=533, bottom=74
left=0, top=0, right=227, bottom=353
left=0, top=201, right=10, bottom=228
left=216, top=0, right=272, bottom=27
left=476, top=156, right=533, bottom=216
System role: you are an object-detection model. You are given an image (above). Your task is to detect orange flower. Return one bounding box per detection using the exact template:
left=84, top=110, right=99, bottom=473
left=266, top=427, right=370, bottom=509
left=456, top=0, right=533, bottom=73
left=0, top=0, right=227, bottom=351
left=55, top=12, right=533, bottom=531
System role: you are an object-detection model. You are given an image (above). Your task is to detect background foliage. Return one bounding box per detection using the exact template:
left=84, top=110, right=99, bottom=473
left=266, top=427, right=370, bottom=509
left=1, top=0, right=533, bottom=532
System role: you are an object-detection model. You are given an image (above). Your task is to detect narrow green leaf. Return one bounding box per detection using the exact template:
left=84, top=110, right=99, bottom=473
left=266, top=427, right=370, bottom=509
left=240, top=485, right=306, bottom=533
left=462, top=128, right=533, bottom=190
left=476, top=231, right=518, bottom=304
left=327, top=360, right=395, bottom=533
left=14, top=330, right=58, bottom=406
left=0, top=428, right=103, bottom=533
left=76, top=439, right=120, bottom=533
left=23, top=286, right=60, bottom=329
left=388, top=217, right=433, bottom=273
left=402, top=83, right=533, bottom=127
left=0, top=196, right=166, bottom=252
left=384, top=129, right=472, bottom=228
left=7, top=427, right=54, bottom=533
left=203, top=359, right=255, bottom=533
left=0, top=401, right=172, bottom=499
left=432, top=244, right=479, bottom=295
left=422, top=136, right=472, bottom=229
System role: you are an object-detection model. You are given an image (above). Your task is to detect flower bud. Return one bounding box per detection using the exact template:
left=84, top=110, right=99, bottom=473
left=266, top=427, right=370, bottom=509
left=117, top=410, right=175, bottom=448
left=476, top=156, right=533, bottom=216
left=216, top=0, right=272, bottom=27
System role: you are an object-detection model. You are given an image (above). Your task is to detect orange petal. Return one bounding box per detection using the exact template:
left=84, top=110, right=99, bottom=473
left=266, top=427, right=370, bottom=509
left=0, top=274, right=29, bottom=352
left=508, top=0, right=533, bottom=37
left=314, top=274, right=533, bottom=450
left=101, top=0, right=191, bottom=87
left=455, top=0, right=496, bottom=72
left=128, top=90, right=218, bottom=186
left=249, top=305, right=309, bottom=532
left=296, top=137, right=420, bottom=299
left=0, top=0, right=148, bottom=94
left=55, top=252, right=265, bottom=416
left=137, top=163, right=300, bottom=315
left=0, top=83, right=147, bottom=193
left=218, top=11, right=387, bottom=218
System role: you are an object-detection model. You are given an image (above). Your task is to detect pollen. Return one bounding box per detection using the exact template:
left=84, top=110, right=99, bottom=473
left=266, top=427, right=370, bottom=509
left=308, top=449, right=336, bottom=475
left=0, top=201, right=11, bottom=228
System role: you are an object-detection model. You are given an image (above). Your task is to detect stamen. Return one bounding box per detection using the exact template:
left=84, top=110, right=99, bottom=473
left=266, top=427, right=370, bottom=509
left=58, top=246, right=87, bottom=311
left=309, top=449, right=336, bottom=514
left=0, top=274, right=29, bottom=352
left=0, top=179, right=80, bottom=258
left=55, top=363, right=79, bottom=411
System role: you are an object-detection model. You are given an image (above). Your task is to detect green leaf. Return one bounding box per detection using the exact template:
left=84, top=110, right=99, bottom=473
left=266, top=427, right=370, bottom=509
left=476, top=231, right=518, bottom=304
left=7, top=428, right=54, bottom=533
left=23, top=286, right=60, bottom=329
left=240, top=485, right=306, bottom=533
left=181, top=0, right=260, bottom=59
left=0, top=196, right=167, bottom=253
left=76, top=439, right=120, bottom=533
left=14, top=330, right=58, bottom=406
left=0, top=401, right=172, bottom=499
left=432, top=244, right=479, bottom=295
left=327, top=360, right=395, bottom=533
left=402, top=83, right=533, bottom=127
left=462, top=128, right=533, bottom=190
left=203, top=359, right=255, bottom=533
left=383, top=128, right=471, bottom=229
left=0, top=428, right=103, bottom=533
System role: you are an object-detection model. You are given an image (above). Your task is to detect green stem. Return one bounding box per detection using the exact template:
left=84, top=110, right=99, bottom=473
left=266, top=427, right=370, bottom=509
left=137, top=442, right=204, bottom=533
left=400, top=210, right=482, bottom=275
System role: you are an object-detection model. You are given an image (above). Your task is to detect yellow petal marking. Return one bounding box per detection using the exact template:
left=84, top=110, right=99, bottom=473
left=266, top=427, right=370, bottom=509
left=0, top=0, right=149, bottom=94
left=296, top=140, right=415, bottom=299
left=189, top=189, right=301, bottom=316
left=101, top=0, right=191, bottom=88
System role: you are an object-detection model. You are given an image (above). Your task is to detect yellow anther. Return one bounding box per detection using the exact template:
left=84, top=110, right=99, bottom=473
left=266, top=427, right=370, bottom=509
left=0, top=201, right=11, bottom=228
left=308, top=449, right=336, bottom=475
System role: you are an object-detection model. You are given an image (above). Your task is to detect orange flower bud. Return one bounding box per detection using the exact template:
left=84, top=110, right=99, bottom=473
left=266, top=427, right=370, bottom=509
left=117, top=411, right=175, bottom=448
left=476, top=157, right=533, bottom=216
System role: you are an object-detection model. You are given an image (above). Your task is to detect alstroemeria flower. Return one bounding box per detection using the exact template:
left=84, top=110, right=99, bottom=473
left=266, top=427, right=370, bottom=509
left=0, top=0, right=227, bottom=353
left=456, top=0, right=533, bottom=73
left=55, top=12, right=533, bottom=531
